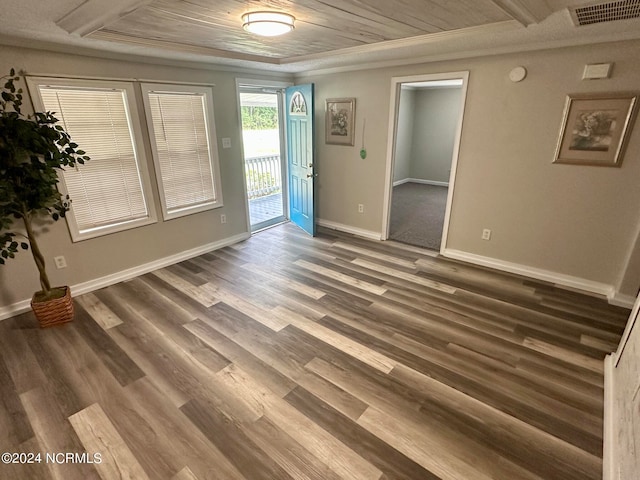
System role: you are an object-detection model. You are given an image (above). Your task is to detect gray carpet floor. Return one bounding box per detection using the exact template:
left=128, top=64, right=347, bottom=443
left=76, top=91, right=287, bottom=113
left=389, top=183, right=448, bottom=251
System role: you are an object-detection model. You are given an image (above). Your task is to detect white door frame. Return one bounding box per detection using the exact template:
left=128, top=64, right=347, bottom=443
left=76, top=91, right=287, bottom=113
left=236, top=78, right=293, bottom=233
left=381, top=71, right=469, bottom=254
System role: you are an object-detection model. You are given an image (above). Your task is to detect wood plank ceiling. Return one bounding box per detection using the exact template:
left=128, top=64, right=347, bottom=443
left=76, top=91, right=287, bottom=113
left=86, top=0, right=521, bottom=60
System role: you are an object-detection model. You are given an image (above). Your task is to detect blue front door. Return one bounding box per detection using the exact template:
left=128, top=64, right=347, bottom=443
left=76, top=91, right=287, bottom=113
left=285, top=84, right=315, bottom=236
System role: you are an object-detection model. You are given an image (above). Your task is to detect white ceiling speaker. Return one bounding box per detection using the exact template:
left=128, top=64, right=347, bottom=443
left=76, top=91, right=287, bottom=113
left=509, top=66, right=527, bottom=82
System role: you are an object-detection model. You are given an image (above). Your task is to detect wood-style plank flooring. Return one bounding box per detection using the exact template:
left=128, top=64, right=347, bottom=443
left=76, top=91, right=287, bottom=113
left=0, top=223, right=630, bottom=479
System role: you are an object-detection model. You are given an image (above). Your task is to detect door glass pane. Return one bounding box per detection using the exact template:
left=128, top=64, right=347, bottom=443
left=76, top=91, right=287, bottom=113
left=240, top=91, right=285, bottom=230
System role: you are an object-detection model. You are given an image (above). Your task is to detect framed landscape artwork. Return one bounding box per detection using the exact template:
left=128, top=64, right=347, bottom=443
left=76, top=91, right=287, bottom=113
left=554, top=93, right=638, bottom=166
left=326, top=98, right=355, bottom=146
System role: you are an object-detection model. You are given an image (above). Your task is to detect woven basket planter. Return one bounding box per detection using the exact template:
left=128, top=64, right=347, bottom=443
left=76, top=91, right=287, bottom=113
left=31, top=286, right=74, bottom=328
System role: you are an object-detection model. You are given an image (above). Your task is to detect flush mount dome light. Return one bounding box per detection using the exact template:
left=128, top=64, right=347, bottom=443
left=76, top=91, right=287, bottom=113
left=242, top=11, right=295, bottom=36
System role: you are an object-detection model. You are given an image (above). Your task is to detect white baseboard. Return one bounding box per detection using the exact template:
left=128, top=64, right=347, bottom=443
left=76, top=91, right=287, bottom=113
left=603, top=353, right=616, bottom=480
left=442, top=248, right=617, bottom=300
left=0, top=232, right=250, bottom=321
left=317, top=219, right=381, bottom=241
left=393, top=178, right=449, bottom=187
left=409, top=178, right=449, bottom=187
left=0, top=299, right=32, bottom=322
left=609, top=292, right=637, bottom=309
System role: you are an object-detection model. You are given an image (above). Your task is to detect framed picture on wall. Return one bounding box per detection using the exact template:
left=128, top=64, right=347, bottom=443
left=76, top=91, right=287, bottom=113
left=325, top=98, right=355, bottom=146
left=554, top=92, right=638, bottom=166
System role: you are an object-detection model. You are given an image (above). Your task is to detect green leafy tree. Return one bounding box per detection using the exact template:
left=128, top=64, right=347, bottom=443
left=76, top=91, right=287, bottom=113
left=241, top=106, right=278, bottom=130
left=0, top=69, right=89, bottom=300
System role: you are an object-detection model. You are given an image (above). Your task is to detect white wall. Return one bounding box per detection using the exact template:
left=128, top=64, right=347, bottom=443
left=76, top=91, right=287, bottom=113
left=410, top=87, right=462, bottom=183
left=393, top=88, right=414, bottom=183
left=0, top=46, right=292, bottom=315
left=606, top=299, right=640, bottom=479
left=4, top=39, right=640, bottom=309
left=299, top=39, right=640, bottom=299
left=393, top=86, right=461, bottom=185
left=617, top=225, right=640, bottom=301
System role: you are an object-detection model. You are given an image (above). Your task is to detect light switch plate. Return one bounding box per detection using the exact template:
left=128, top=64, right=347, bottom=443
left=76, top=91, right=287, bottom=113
left=222, top=137, right=232, bottom=149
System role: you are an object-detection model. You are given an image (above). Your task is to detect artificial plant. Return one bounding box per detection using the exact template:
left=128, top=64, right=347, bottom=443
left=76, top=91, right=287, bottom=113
left=0, top=69, right=89, bottom=301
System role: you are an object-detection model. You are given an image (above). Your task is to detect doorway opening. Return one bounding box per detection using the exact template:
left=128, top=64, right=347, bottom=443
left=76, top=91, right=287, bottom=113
left=238, top=85, right=288, bottom=232
left=382, top=72, right=469, bottom=253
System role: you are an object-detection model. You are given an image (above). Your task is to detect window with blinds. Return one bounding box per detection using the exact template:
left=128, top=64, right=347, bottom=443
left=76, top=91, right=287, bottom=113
left=141, top=83, right=223, bottom=220
left=27, top=78, right=156, bottom=241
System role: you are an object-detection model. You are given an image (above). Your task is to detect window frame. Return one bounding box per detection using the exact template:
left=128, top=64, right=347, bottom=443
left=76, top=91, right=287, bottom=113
left=26, top=77, right=157, bottom=242
left=140, top=83, right=224, bottom=221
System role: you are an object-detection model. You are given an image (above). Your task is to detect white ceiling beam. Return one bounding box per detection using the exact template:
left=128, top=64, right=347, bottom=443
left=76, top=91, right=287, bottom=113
left=490, top=0, right=555, bottom=25
left=56, top=0, right=153, bottom=37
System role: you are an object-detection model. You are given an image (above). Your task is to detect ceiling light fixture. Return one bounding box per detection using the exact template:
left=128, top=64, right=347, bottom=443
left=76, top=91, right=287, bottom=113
left=242, top=11, right=295, bottom=37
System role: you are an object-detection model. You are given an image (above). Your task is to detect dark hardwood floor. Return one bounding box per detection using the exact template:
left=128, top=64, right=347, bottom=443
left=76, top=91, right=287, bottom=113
left=0, top=223, right=630, bottom=479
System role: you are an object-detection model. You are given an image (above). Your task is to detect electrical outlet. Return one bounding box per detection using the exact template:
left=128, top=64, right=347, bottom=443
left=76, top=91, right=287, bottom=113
left=222, top=138, right=231, bottom=149
left=482, top=229, right=491, bottom=240
left=220, top=214, right=227, bottom=224
left=358, top=204, right=364, bottom=213
left=54, top=256, right=67, bottom=269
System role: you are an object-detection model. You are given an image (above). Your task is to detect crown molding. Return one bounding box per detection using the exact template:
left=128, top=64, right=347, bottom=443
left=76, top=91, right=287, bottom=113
left=294, top=21, right=640, bottom=77
left=89, top=30, right=281, bottom=65
left=89, top=21, right=522, bottom=69
left=0, top=34, right=293, bottom=78
left=281, top=21, right=521, bottom=65
left=3, top=8, right=640, bottom=76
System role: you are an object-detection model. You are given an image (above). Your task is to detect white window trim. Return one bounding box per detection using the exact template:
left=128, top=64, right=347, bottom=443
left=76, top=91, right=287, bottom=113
left=26, top=77, right=157, bottom=242
left=141, top=83, right=223, bottom=221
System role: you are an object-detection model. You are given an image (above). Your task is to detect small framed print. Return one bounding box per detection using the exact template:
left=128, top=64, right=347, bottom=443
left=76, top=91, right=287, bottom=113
left=325, top=98, right=355, bottom=146
left=554, top=93, right=638, bottom=167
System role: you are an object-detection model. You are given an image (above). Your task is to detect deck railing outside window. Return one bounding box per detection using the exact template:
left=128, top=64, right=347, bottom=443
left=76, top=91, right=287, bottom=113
left=245, top=154, right=281, bottom=199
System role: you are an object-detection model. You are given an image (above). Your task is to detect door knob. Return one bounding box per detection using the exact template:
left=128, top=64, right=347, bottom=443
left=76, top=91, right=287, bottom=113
left=307, top=173, right=318, bottom=178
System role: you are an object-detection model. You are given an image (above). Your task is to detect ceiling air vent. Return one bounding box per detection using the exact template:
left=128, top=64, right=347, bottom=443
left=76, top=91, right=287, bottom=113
left=571, top=0, right=640, bottom=26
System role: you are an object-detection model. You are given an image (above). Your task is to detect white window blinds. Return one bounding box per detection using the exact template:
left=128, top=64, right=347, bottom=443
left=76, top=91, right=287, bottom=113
left=142, top=84, right=223, bottom=219
left=32, top=78, right=155, bottom=241
left=35, top=82, right=154, bottom=239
